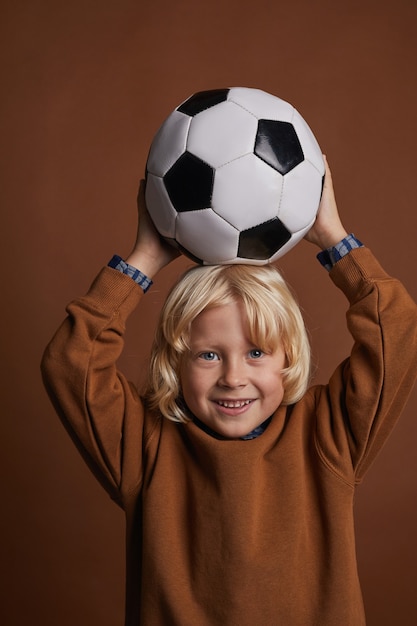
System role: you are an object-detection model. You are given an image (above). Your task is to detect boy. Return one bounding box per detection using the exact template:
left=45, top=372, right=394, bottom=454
left=41, top=159, right=417, bottom=624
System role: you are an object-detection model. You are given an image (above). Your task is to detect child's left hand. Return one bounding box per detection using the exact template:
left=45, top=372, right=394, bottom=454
left=304, top=156, right=348, bottom=250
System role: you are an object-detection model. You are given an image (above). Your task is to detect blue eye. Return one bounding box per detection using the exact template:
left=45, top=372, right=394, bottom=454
left=249, top=349, right=264, bottom=359
left=199, top=352, right=219, bottom=361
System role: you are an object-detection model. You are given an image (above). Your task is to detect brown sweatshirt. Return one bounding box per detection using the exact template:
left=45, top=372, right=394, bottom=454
left=41, top=247, right=417, bottom=625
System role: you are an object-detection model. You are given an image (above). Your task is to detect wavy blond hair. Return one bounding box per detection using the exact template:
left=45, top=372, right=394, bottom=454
left=143, top=263, right=311, bottom=422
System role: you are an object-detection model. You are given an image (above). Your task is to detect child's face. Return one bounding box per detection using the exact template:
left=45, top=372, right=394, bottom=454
left=180, top=300, right=286, bottom=439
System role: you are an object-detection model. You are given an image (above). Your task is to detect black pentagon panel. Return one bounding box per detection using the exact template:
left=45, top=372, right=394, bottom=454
left=164, top=152, right=214, bottom=212
left=255, top=120, right=304, bottom=175
left=238, top=218, right=291, bottom=260
left=177, top=89, right=230, bottom=116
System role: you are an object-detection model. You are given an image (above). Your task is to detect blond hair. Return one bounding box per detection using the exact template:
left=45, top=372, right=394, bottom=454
left=143, top=264, right=311, bottom=422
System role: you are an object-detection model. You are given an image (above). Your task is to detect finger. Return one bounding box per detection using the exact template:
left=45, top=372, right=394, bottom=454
left=137, top=179, right=147, bottom=212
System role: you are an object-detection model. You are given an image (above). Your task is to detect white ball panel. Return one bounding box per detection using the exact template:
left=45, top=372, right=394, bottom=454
left=291, top=110, right=324, bottom=174
left=145, top=174, right=177, bottom=238
left=187, top=101, right=257, bottom=168
left=212, top=154, right=283, bottom=230
left=147, top=110, right=191, bottom=177
left=176, top=209, right=239, bottom=264
left=278, top=161, right=322, bottom=232
left=228, top=87, right=294, bottom=123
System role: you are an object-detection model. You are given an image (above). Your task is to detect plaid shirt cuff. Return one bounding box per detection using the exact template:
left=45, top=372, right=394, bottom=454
left=108, top=255, right=153, bottom=293
left=317, top=234, right=363, bottom=271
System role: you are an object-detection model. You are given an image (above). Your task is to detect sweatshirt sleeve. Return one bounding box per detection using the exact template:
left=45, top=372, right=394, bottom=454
left=314, top=246, right=417, bottom=483
left=41, top=266, right=149, bottom=505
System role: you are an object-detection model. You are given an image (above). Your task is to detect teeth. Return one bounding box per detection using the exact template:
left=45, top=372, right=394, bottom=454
left=218, top=400, right=252, bottom=408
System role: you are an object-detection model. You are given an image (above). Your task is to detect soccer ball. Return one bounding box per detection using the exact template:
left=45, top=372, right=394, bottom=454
left=145, top=87, right=324, bottom=265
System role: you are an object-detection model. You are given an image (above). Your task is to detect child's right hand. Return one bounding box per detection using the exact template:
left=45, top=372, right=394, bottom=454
left=126, top=180, right=181, bottom=278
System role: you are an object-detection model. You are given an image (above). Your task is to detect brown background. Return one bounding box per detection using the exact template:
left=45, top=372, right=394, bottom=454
left=1, top=1, right=416, bottom=624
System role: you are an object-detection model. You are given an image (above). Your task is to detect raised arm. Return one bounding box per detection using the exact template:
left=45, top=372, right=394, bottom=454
left=41, top=181, right=181, bottom=503
left=305, top=158, right=417, bottom=481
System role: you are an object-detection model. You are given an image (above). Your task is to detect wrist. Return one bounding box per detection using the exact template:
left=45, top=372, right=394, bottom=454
left=316, top=227, right=349, bottom=250
left=125, top=250, right=165, bottom=279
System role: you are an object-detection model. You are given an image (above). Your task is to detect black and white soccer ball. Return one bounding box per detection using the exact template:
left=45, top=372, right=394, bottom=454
left=145, top=87, right=324, bottom=265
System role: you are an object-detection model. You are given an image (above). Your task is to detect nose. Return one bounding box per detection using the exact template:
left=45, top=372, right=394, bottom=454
left=218, top=357, right=247, bottom=388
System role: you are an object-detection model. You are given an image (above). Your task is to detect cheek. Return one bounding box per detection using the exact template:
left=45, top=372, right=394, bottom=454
left=180, top=362, right=216, bottom=410
left=262, top=362, right=286, bottom=398
left=262, top=378, right=285, bottom=413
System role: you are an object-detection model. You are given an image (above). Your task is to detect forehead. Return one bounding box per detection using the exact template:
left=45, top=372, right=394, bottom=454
left=189, top=301, right=250, bottom=344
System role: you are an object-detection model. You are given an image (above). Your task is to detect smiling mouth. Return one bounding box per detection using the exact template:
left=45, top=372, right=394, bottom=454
left=216, top=399, right=253, bottom=409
